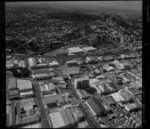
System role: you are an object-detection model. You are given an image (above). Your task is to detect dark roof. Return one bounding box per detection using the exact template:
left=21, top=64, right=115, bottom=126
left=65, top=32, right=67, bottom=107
left=92, top=97, right=106, bottom=112
left=86, top=99, right=101, bottom=115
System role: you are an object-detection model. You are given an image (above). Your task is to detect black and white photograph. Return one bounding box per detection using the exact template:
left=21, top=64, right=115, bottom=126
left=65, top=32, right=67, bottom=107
left=5, top=1, right=143, bottom=128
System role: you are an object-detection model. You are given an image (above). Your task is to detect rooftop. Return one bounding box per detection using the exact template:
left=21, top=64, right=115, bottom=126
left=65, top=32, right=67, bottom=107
left=67, top=47, right=84, bottom=54
left=17, top=79, right=33, bottom=91
left=49, top=112, right=65, bottom=128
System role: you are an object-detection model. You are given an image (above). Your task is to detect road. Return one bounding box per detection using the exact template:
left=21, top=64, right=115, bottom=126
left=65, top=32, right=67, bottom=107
left=32, top=80, right=51, bottom=128
left=67, top=80, right=101, bottom=128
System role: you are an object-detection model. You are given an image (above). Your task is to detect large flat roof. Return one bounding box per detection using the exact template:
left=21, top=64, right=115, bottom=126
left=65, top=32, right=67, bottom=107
left=49, top=112, right=65, bottom=128
left=82, top=46, right=96, bottom=52
left=17, top=79, right=33, bottom=91
left=67, top=47, right=84, bottom=54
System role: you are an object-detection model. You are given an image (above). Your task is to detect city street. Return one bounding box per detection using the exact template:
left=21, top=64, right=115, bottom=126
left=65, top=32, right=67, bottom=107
left=67, top=79, right=101, bottom=128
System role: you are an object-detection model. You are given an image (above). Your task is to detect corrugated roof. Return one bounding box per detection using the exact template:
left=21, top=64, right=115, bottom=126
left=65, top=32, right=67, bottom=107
left=21, top=114, right=39, bottom=124
left=68, top=47, right=84, bottom=54
left=82, top=46, right=96, bottom=52
left=17, top=79, right=33, bottom=91
left=64, top=109, right=75, bottom=124
left=60, top=110, right=70, bottom=126
left=49, top=112, right=65, bottom=128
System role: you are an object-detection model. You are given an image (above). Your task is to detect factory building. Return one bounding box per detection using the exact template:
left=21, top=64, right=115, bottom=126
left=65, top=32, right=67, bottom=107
left=82, top=46, right=97, bottom=52
left=31, top=72, right=56, bottom=80
left=85, top=97, right=106, bottom=116
left=74, top=77, right=89, bottom=89
left=49, top=109, right=76, bottom=128
left=67, top=47, right=84, bottom=55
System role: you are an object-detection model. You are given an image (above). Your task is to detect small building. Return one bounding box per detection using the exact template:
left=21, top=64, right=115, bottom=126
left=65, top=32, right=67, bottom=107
left=113, top=60, right=124, bottom=70
left=66, top=60, right=79, bottom=66
left=124, top=103, right=139, bottom=112
left=49, top=61, right=59, bottom=67
left=111, top=92, right=125, bottom=102
left=102, top=64, right=114, bottom=72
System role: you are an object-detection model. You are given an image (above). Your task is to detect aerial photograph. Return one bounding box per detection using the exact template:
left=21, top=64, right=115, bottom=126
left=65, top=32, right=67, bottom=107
left=6, top=1, right=142, bottom=128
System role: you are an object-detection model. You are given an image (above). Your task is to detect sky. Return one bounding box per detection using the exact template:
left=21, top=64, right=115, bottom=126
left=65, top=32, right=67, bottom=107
left=6, top=1, right=142, bottom=12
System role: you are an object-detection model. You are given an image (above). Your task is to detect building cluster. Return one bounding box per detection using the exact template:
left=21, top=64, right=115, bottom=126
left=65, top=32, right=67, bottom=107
left=6, top=44, right=142, bottom=128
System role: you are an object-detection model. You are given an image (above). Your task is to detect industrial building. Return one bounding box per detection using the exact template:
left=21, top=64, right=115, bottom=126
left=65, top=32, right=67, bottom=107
left=17, top=79, right=33, bottom=92
left=67, top=47, right=84, bottom=55
left=82, top=46, right=97, bottom=52
left=74, top=77, right=89, bottom=89
left=31, top=72, right=56, bottom=80
left=85, top=97, right=106, bottom=116
left=49, top=109, right=76, bottom=128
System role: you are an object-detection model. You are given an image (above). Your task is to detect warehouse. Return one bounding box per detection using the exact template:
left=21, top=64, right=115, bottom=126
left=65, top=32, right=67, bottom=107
left=49, top=112, right=65, bottom=128
left=67, top=47, right=84, bottom=55
left=31, top=72, right=56, bottom=80
left=82, top=46, right=97, bottom=52
left=85, top=97, right=106, bottom=116
left=17, top=79, right=33, bottom=92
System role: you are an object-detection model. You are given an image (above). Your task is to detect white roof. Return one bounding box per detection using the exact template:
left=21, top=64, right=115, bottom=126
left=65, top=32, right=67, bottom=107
left=49, top=112, right=65, bottom=128
left=67, top=47, right=84, bottom=54
left=111, top=92, right=124, bottom=102
left=17, top=79, right=32, bottom=90
left=28, top=58, right=36, bottom=67
left=90, top=78, right=99, bottom=85
left=82, top=46, right=96, bottom=52
left=23, top=123, right=41, bottom=128
left=20, top=91, right=33, bottom=96
left=49, top=61, right=59, bottom=66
